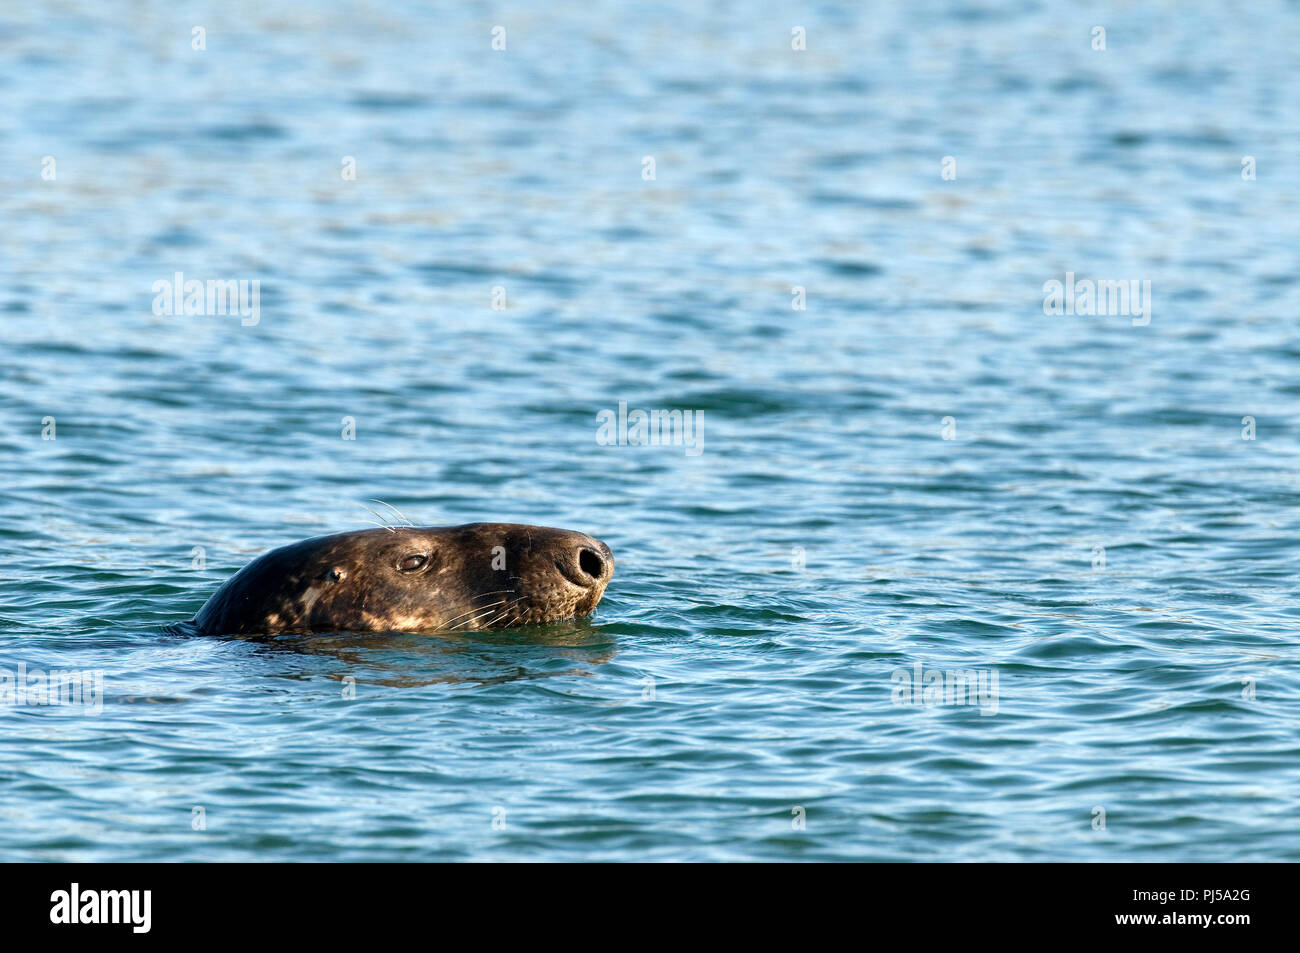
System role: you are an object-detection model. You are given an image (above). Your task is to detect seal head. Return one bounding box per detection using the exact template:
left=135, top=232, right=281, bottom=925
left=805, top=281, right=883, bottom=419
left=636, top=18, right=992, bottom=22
left=187, top=523, right=614, bottom=636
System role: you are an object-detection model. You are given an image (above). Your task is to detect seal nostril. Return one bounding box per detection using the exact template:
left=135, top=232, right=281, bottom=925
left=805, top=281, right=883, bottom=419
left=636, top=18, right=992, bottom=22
left=578, top=548, right=605, bottom=581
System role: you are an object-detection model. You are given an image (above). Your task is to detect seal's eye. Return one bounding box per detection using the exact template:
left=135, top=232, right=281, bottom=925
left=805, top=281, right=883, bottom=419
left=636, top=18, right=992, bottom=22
left=397, top=553, right=429, bottom=573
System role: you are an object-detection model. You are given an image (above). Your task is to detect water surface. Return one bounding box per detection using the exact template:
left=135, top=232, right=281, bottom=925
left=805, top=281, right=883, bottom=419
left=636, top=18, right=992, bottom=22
left=1, top=1, right=1298, bottom=860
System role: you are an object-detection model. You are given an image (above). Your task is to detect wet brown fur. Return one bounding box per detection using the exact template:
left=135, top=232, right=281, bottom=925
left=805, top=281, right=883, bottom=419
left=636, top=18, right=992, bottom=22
left=186, top=523, right=614, bottom=636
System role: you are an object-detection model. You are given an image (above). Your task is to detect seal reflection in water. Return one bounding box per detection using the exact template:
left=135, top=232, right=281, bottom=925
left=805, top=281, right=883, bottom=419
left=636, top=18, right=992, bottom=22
left=182, top=523, right=614, bottom=636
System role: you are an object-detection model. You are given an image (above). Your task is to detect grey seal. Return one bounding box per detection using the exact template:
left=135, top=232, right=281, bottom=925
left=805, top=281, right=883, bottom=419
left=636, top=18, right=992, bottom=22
left=175, top=523, right=614, bottom=636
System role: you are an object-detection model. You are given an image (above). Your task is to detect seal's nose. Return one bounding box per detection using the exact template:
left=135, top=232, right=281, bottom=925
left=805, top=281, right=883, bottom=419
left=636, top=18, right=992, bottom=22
left=549, top=532, right=614, bottom=591
left=575, top=545, right=611, bottom=584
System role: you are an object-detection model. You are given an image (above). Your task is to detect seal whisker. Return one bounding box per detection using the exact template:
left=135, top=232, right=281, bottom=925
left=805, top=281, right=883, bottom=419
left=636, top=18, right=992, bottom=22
left=449, top=601, right=509, bottom=631
left=480, top=595, right=529, bottom=630
left=440, top=591, right=518, bottom=629
left=369, top=499, right=414, bottom=527
left=442, top=600, right=505, bottom=628
left=357, top=502, right=398, bottom=533
left=459, top=593, right=529, bottom=631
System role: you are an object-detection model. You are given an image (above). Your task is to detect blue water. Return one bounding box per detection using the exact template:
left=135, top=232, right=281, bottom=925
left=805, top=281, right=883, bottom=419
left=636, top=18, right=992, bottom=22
left=2, top=0, right=1298, bottom=861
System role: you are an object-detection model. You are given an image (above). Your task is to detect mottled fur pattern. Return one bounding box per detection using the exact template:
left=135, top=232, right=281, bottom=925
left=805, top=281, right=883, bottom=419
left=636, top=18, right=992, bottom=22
left=183, top=523, right=614, bottom=636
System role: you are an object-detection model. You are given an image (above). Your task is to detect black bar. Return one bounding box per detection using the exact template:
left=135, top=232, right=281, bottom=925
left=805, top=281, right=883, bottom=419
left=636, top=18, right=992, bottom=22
left=0, top=863, right=1285, bottom=941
